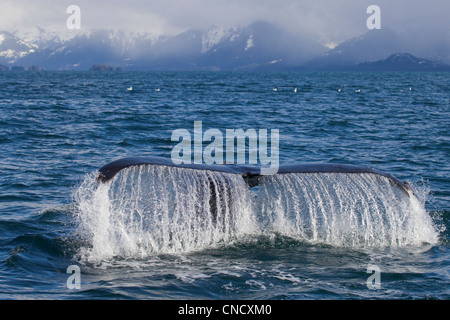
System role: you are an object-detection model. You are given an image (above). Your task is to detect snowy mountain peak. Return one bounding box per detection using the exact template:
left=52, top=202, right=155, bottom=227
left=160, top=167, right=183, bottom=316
left=2, top=21, right=448, bottom=71
left=0, top=31, right=38, bottom=64
left=201, top=26, right=234, bottom=53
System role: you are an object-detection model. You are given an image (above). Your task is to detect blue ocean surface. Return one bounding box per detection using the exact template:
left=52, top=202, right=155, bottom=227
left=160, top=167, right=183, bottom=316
left=0, top=71, right=448, bottom=299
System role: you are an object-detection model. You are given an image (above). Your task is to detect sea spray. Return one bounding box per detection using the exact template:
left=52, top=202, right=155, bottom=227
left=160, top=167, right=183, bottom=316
left=255, top=173, right=439, bottom=246
left=73, top=166, right=257, bottom=262
left=73, top=168, right=440, bottom=262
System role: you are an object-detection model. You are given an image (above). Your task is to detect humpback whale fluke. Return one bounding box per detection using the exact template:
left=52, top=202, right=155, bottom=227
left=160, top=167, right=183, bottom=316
left=72, top=155, right=438, bottom=256
left=96, top=156, right=412, bottom=195
left=96, top=156, right=245, bottom=183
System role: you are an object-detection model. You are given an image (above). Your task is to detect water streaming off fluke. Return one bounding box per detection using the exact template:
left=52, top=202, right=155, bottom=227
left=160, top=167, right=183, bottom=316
left=255, top=173, right=438, bottom=246
left=74, top=165, right=257, bottom=261
left=73, top=162, right=439, bottom=261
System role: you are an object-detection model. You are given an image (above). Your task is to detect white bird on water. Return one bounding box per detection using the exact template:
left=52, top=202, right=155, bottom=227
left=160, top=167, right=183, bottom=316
left=294, top=87, right=298, bottom=93
left=127, top=86, right=133, bottom=91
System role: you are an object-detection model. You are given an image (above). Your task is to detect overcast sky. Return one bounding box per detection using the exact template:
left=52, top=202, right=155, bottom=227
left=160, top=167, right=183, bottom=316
left=1, top=0, right=449, bottom=46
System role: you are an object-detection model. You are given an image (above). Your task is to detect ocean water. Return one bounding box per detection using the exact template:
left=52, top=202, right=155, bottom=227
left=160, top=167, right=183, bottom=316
left=0, top=71, right=448, bottom=300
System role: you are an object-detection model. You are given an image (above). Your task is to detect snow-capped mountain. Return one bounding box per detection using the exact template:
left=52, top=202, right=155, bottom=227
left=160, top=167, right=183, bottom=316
left=0, top=21, right=327, bottom=71
left=355, top=53, right=450, bottom=71
left=0, top=31, right=39, bottom=65
left=193, top=21, right=326, bottom=71
left=2, top=20, right=449, bottom=71
left=305, top=24, right=450, bottom=71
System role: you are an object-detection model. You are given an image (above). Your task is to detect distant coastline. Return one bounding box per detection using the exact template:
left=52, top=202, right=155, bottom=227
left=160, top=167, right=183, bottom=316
left=2, top=53, right=450, bottom=73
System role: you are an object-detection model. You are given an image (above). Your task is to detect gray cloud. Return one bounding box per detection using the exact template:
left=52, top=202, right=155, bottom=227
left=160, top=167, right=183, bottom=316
left=1, top=0, right=449, bottom=46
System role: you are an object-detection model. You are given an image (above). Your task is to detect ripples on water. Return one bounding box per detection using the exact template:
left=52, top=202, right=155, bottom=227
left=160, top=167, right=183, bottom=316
left=0, top=71, right=448, bottom=299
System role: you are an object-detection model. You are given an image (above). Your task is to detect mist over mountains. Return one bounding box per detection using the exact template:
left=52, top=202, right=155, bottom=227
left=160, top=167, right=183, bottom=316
left=306, top=24, right=450, bottom=71
left=1, top=21, right=449, bottom=71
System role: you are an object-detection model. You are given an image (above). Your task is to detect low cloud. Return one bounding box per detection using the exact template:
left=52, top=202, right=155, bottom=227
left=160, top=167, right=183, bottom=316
left=0, top=0, right=448, bottom=46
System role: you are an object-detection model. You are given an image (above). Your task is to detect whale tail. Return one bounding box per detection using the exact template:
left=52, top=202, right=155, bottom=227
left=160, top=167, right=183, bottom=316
left=72, top=155, right=440, bottom=259
left=97, top=156, right=412, bottom=195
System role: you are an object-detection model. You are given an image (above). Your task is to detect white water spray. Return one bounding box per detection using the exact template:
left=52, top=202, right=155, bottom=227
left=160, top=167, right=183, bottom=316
left=73, top=165, right=257, bottom=262
left=73, top=167, right=439, bottom=262
left=255, top=173, right=439, bottom=246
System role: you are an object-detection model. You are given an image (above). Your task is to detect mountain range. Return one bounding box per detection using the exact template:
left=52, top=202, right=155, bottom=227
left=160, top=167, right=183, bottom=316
left=354, top=53, right=450, bottom=72
left=1, top=21, right=449, bottom=72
